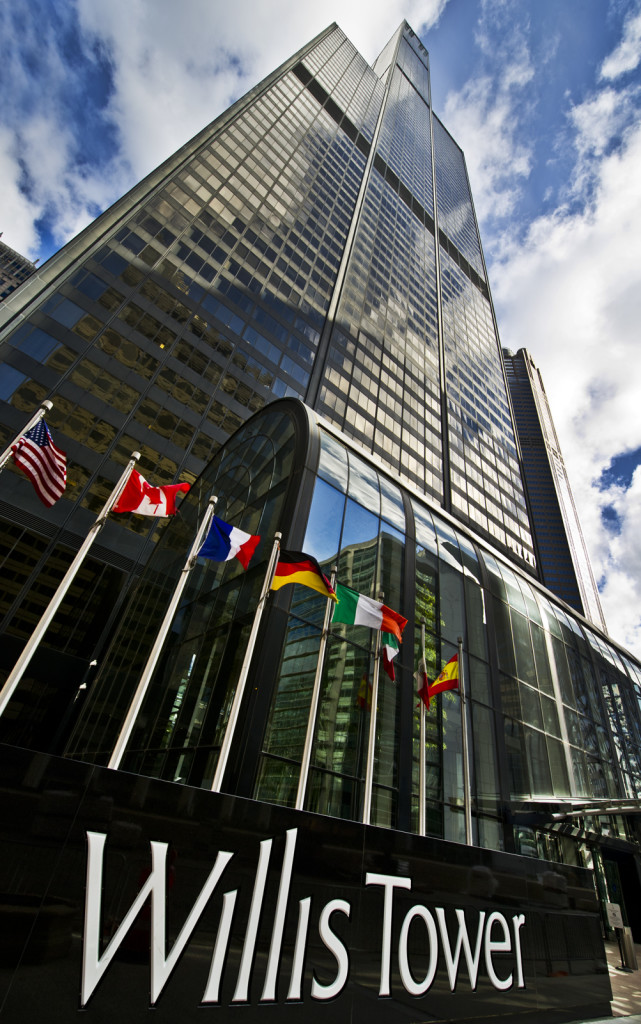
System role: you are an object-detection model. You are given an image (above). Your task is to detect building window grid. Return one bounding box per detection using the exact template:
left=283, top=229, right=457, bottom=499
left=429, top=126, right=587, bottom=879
left=375, top=66, right=434, bottom=215
left=441, top=254, right=533, bottom=561
left=5, top=232, right=284, bottom=510
left=4, top=28, right=638, bottom=847
left=433, top=117, right=484, bottom=276
left=486, top=553, right=635, bottom=806
left=321, top=174, right=441, bottom=497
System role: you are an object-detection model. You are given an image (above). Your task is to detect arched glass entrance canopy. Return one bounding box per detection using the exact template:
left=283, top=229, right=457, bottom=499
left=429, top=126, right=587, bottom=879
left=67, top=399, right=641, bottom=857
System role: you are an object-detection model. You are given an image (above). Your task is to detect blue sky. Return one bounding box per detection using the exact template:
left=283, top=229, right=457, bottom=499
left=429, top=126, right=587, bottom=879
left=2, top=0, right=641, bottom=656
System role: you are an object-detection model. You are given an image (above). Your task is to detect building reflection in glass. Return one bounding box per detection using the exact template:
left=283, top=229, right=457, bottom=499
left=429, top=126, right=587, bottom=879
left=67, top=399, right=641, bottom=859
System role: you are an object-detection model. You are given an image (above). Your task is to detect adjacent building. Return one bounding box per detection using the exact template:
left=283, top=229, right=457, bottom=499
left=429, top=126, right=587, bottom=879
left=0, top=22, right=640, bottom=1020
left=503, top=347, right=606, bottom=631
left=0, top=236, right=36, bottom=302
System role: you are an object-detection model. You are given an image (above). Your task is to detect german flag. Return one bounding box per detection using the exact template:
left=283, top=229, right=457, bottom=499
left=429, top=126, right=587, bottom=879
left=271, top=550, right=337, bottom=601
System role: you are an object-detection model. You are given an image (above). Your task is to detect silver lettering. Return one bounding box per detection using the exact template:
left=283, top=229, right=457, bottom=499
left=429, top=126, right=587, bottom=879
left=484, top=911, right=513, bottom=991
left=202, top=889, right=238, bottom=1004
left=365, top=872, right=412, bottom=996
left=83, top=829, right=528, bottom=1007
left=233, top=837, right=272, bottom=1002
left=311, top=899, right=351, bottom=1000
left=262, top=828, right=298, bottom=1001
left=398, top=905, right=438, bottom=996
left=287, top=897, right=311, bottom=1001
left=436, top=907, right=486, bottom=991
left=81, top=831, right=233, bottom=1007
left=512, top=914, right=526, bottom=988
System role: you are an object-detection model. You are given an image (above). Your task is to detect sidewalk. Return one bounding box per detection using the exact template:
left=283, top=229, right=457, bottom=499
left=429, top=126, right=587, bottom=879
left=573, top=939, right=641, bottom=1023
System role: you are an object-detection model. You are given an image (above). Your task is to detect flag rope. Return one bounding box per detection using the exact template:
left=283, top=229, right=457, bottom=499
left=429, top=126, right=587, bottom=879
left=108, top=495, right=218, bottom=771
left=362, top=598, right=383, bottom=826
left=0, top=452, right=140, bottom=719
left=0, top=400, right=53, bottom=473
left=211, top=532, right=282, bottom=793
left=295, top=566, right=337, bottom=811
left=419, top=621, right=426, bottom=838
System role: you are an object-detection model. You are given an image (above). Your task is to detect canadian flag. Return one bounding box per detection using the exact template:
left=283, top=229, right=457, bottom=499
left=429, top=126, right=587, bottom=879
left=113, top=469, right=190, bottom=517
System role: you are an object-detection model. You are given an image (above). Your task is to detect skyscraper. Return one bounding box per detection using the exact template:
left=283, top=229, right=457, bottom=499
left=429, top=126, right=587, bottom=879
left=503, top=347, right=606, bottom=630
left=1, top=22, right=640, bottom=1020
left=0, top=236, right=36, bottom=302
left=0, top=22, right=535, bottom=736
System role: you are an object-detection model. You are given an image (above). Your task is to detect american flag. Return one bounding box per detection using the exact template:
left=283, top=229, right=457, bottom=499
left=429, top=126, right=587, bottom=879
left=12, top=419, right=67, bottom=507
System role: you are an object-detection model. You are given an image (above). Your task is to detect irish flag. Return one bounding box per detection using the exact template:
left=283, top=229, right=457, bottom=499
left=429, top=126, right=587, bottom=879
left=332, top=584, right=407, bottom=642
left=382, top=632, right=400, bottom=681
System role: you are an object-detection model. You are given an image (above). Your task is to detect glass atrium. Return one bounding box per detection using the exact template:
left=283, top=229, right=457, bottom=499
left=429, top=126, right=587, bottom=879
left=68, top=400, right=641, bottom=864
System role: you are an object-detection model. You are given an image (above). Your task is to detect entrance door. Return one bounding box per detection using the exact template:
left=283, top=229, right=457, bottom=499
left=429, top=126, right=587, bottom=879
left=602, top=849, right=641, bottom=942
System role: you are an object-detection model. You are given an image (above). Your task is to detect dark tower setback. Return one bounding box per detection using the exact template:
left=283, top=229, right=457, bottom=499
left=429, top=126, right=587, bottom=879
left=503, top=346, right=606, bottom=630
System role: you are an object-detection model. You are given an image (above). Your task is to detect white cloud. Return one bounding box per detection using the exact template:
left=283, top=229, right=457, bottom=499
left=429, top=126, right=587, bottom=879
left=74, top=0, right=448, bottom=180
left=0, top=126, right=41, bottom=257
left=566, top=81, right=641, bottom=207
left=600, top=5, right=641, bottom=80
left=440, top=24, right=533, bottom=233
left=1, top=0, right=448, bottom=258
left=0, top=0, right=131, bottom=256
left=490, top=111, right=641, bottom=653
left=598, top=467, right=641, bottom=654
left=569, top=85, right=639, bottom=158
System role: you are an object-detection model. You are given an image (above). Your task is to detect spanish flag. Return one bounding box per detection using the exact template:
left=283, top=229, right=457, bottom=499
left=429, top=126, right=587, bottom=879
left=271, top=550, right=337, bottom=601
left=418, top=653, right=459, bottom=710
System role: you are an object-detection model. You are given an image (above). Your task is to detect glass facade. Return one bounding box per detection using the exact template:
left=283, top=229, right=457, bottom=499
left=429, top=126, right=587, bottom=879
left=0, top=22, right=536, bottom=724
left=0, top=24, right=377, bottom=687
left=66, top=402, right=301, bottom=772
left=2, top=21, right=639, bottom=933
left=68, top=401, right=641, bottom=862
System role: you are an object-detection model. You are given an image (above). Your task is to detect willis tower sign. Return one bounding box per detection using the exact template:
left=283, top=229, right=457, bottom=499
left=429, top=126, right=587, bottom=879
left=0, top=746, right=611, bottom=1023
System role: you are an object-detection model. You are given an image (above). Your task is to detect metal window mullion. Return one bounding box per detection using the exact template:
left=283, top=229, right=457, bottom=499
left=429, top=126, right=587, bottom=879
left=426, top=56, right=451, bottom=514
left=305, top=30, right=404, bottom=409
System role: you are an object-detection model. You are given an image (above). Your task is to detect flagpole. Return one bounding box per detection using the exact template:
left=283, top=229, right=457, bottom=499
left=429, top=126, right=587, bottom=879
left=211, top=532, right=281, bottom=793
left=295, top=566, right=337, bottom=811
left=0, top=452, right=140, bottom=719
left=108, top=495, right=218, bottom=771
left=458, top=635, right=473, bottom=845
left=362, top=604, right=383, bottom=826
left=0, top=400, right=53, bottom=473
left=419, top=621, right=426, bottom=838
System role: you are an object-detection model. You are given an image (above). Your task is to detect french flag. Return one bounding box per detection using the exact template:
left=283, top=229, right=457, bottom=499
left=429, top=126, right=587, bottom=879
left=198, top=515, right=260, bottom=569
